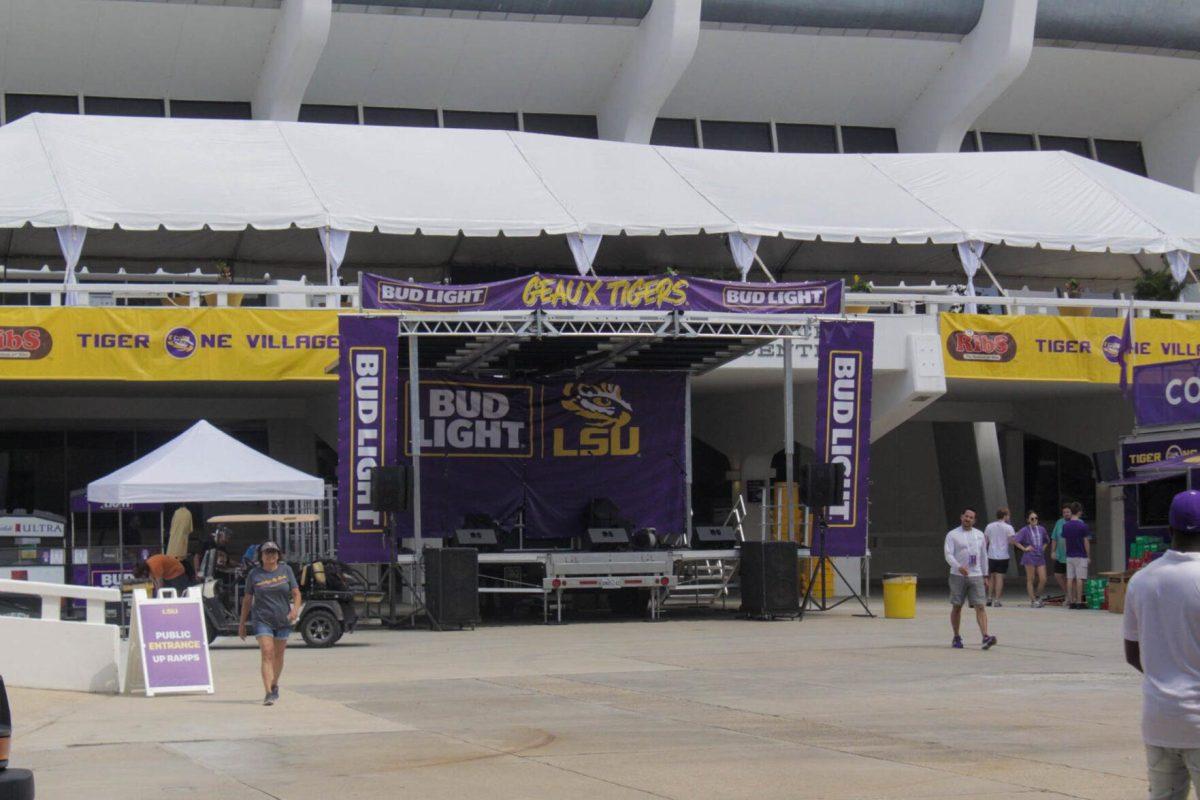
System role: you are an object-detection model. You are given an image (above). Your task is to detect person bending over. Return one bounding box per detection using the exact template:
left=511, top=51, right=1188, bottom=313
left=132, top=554, right=191, bottom=596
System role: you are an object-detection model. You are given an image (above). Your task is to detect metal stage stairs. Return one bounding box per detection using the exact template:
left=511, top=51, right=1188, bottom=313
left=663, top=495, right=746, bottom=610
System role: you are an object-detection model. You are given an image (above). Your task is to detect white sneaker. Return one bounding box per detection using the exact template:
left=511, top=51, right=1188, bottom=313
left=993, top=601, right=1002, bottom=608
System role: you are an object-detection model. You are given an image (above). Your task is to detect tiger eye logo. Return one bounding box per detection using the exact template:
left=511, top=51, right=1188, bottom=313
left=553, top=383, right=639, bottom=457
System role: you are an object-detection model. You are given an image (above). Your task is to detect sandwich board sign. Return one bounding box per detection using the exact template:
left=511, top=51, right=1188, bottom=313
left=125, top=588, right=214, bottom=696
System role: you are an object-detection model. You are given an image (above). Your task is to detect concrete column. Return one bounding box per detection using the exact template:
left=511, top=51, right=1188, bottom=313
left=1144, top=93, right=1200, bottom=192
left=1107, top=486, right=1126, bottom=573
left=267, top=419, right=318, bottom=474
left=896, top=0, right=1037, bottom=153
left=597, top=0, right=701, bottom=144
left=973, top=422, right=1008, bottom=517
left=252, top=0, right=333, bottom=122
left=1003, top=426, right=1025, bottom=518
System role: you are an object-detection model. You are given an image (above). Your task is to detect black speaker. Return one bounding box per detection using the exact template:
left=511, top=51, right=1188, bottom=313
left=798, top=462, right=846, bottom=509
left=452, top=528, right=499, bottom=549
left=370, top=465, right=409, bottom=512
left=423, top=547, right=479, bottom=628
left=693, top=526, right=737, bottom=549
left=584, top=527, right=630, bottom=551
left=739, top=540, right=799, bottom=617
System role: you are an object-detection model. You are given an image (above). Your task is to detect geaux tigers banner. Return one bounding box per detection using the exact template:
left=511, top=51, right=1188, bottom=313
left=813, top=320, right=874, bottom=557
left=396, top=371, right=686, bottom=541
left=337, top=316, right=399, bottom=563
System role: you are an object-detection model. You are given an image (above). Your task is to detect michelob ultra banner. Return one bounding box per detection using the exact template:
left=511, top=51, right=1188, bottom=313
left=813, top=320, right=874, bottom=557
left=941, top=313, right=1200, bottom=383
left=360, top=272, right=842, bottom=315
left=337, top=315, right=399, bottom=563
left=0, top=307, right=339, bottom=381
left=381, top=370, right=686, bottom=543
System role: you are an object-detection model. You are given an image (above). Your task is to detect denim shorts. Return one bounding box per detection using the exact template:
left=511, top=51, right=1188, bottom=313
left=253, top=622, right=292, bottom=640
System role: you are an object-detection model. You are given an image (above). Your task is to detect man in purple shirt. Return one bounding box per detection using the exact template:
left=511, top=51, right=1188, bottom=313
left=1061, top=501, right=1092, bottom=610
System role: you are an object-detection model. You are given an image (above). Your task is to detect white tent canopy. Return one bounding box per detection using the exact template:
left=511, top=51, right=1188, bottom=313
left=2, top=112, right=1200, bottom=254
left=87, top=420, right=324, bottom=504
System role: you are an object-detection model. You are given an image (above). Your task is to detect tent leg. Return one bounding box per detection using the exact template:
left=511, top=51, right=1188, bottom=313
left=783, top=338, right=795, bottom=543
left=118, top=513, right=125, bottom=628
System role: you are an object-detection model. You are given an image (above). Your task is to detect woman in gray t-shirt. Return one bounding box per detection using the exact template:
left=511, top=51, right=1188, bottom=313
left=238, top=541, right=300, bottom=706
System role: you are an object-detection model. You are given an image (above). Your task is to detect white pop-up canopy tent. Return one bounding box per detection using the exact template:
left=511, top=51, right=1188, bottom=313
left=3, top=113, right=1200, bottom=291
left=87, top=420, right=324, bottom=504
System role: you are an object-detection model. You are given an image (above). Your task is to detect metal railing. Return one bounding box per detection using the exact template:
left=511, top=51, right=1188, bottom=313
left=0, top=281, right=359, bottom=308
left=845, top=291, right=1200, bottom=318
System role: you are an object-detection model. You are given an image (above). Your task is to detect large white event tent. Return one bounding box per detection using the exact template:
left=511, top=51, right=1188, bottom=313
left=87, top=420, right=324, bottom=505
left=1, top=112, right=1199, bottom=288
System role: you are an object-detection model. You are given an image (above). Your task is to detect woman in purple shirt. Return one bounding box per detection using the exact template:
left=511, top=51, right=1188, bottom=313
left=1014, top=511, right=1049, bottom=607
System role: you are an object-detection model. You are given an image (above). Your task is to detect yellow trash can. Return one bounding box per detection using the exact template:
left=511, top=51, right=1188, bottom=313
left=882, top=573, right=917, bottom=619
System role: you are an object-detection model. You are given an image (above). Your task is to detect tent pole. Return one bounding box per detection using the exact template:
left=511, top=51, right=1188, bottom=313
left=86, top=506, right=92, bottom=585
left=684, top=374, right=693, bottom=546
left=408, top=334, right=423, bottom=557
left=118, top=512, right=125, bottom=628
left=783, top=337, right=795, bottom=543
left=159, top=510, right=164, bottom=554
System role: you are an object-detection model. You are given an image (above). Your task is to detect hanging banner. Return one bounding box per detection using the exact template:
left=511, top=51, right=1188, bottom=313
left=0, top=308, right=339, bottom=381
left=360, top=273, right=842, bottom=315
left=940, top=313, right=1200, bottom=383
left=1132, top=358, right=1200, bottom=427
left=336, top=316, right=398, bottom=563
left=376, top=371, right=686, bottom=542
left=813, top=320, right=874, bottom=557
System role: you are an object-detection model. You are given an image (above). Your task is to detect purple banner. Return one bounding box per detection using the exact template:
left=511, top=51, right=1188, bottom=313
left=1132, top=358, right=1200, bottom=427
left=137, top=599, right=211, bottom=691
left=336, top=316, right=398, bottom=563
left=69, top=491, right=162, bottom=514
left=361, top=273, right=842, bottom=315
left=813, top=320, right=874, bottom=557
left=393, top=371, right=686, bottom=541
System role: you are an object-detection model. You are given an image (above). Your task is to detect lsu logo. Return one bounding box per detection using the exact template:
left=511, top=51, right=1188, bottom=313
left=552, top=383, right=640, bottom=457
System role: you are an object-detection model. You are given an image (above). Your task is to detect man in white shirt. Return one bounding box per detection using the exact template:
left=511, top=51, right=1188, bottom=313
left=1125, top=490, right=1200, bottom=799
left=944, top=507, right=997, bottom=650
left=983, top=508, right=1016, bottom=607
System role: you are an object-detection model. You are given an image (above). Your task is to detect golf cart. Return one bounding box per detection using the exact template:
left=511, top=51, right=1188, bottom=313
left=197, top=515, right=358, bottom=647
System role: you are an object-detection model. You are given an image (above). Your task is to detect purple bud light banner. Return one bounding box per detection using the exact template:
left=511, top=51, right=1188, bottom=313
left=336, top=315, right=398, bottom=563
left=361, top=272, right=841, bottom=315
left=394, top=371, right=686, bottom=542
left=1131, top=358, right=1200, bottom=427
left=812, top=320, right=874, bottom=557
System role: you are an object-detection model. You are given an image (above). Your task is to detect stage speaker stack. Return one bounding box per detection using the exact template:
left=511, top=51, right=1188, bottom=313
left=584, top=528, right=630, bottom=551
left=798, top=462, right=846, bottom=510
left=370, top=465, right=410, bottom=512
left=692, top=526, right=738, bottom=549
left=452, top=529, right=499, bottom=550
left=423, top=547, right=479, bottom=629
left=739, top=540, right=799, bottom=618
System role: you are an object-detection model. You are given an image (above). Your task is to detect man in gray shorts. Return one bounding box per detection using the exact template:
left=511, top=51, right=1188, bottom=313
left=944, top=508, right=998, bottom=650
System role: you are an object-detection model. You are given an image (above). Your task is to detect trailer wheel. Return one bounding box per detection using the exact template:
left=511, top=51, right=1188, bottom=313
left=300, top=608, right=339, bottom=648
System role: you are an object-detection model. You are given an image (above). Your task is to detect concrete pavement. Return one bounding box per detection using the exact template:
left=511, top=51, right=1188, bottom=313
left=7, top=598, right=1147, bottom=799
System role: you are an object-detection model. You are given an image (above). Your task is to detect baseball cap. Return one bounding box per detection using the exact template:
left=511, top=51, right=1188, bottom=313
left=260, top=541, right=282, bottom=554
left=1169, top=491, right=1200, bottom=533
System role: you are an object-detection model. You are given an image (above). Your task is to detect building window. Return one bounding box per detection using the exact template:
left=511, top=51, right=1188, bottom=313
left=442, top=110, right=518, bottom=131
left=960, top=132, right=978, bottom=152
left=84, top=97, right=164, bottom=118
left=1038, top=135, right=1090, bottom=158
left=5, top=94, right=77, bottom=123
left=650, top=117, right=697, bottom=148
left=522, top=113, right=598, bottom=139
left=776, top=123, right=837, bottom=153
left=1094, top=139, right=1147, bottom=176
left=840, top=126, right=899, bottom=153
left=169, top=100, right=252, bottom=120
left=981, top=132, right=1035, bottom=151
left=299, top=104, right=359, bottom=124
left=699, top=120, right=772, bottom=152
left=363, top=107, right=438, bottom=128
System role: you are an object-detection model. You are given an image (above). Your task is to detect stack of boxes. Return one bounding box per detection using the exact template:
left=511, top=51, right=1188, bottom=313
left=1084, top=578, right=1108, bottom=609
left=1129, top=536, right=1166, bottom=571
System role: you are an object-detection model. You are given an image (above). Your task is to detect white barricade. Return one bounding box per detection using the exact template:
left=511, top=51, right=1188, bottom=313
left=0, top=579, right=122, bottom=693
